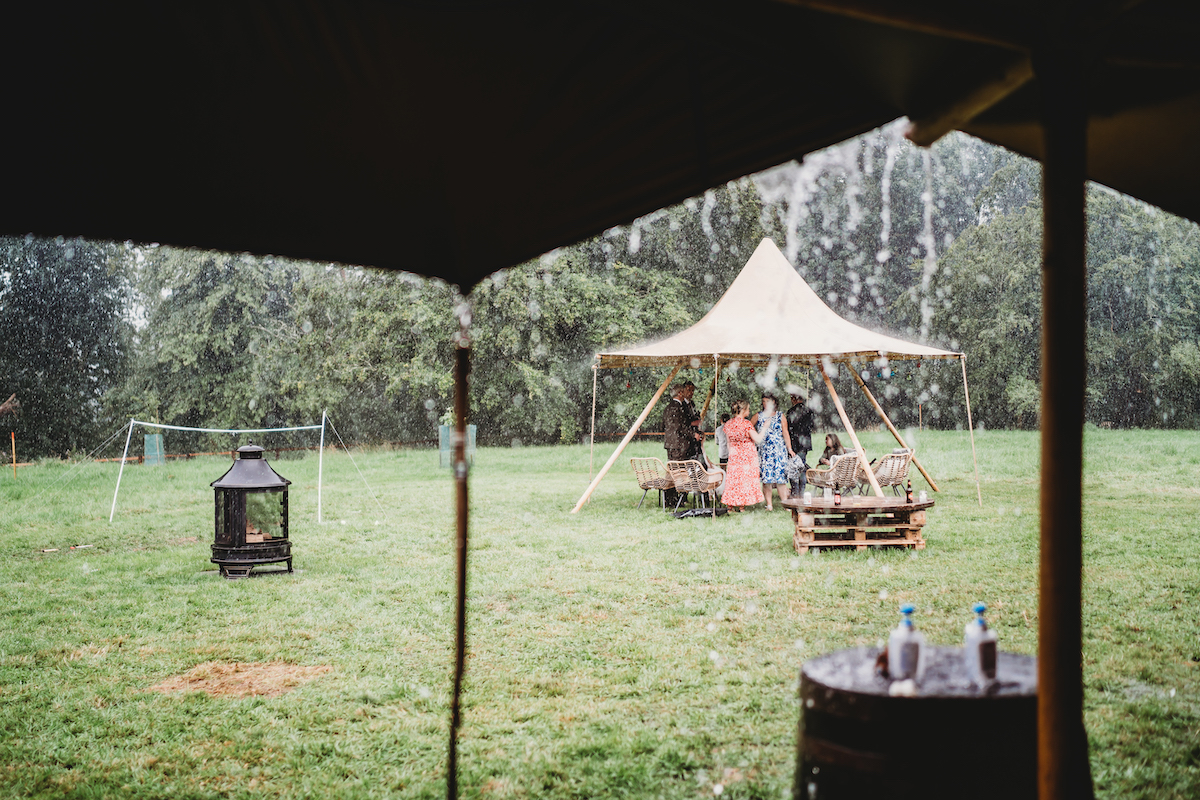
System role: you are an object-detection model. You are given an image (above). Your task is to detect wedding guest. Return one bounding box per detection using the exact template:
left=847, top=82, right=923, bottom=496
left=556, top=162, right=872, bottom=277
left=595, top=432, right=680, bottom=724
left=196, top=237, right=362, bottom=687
left=721, top=399, right=767, bottom=512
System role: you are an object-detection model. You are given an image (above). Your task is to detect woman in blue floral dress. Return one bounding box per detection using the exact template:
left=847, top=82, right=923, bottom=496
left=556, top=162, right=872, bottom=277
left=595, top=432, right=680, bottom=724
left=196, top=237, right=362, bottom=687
left=752, top=394, right=789, bottom=510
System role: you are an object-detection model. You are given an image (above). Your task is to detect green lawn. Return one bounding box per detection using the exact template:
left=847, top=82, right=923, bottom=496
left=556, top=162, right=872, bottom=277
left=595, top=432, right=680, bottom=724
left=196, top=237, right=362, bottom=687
left=1, top=428, right=1197, bottom=799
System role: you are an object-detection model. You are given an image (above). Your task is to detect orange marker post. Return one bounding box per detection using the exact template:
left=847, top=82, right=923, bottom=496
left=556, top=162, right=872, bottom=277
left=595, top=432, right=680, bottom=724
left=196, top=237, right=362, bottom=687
left=10, top=432, right=15, bottom=479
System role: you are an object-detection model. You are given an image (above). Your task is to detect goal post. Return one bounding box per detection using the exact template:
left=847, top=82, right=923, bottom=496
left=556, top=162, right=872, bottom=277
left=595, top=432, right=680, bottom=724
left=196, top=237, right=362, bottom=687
left=108, top=417, right=327, bottom=522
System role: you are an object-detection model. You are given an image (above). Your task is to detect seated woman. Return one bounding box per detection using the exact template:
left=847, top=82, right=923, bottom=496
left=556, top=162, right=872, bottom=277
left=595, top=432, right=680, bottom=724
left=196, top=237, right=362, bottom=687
left=818, top=433, right=846, bottom=466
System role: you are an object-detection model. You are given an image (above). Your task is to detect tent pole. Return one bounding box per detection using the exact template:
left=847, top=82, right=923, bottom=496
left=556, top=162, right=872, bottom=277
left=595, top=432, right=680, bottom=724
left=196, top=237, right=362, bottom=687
left=960, top=355, right=982, bottom=506
left=571, top=366, right=679, bottom=513
left=702, top=355, right=721, bottom=464
left=848, top=364, right=939, bottom=492
left=589, top=363, right=598, bottom=479
left=108, top=418, right=135, bottom=522
left=699, top=359, right=718, bottom=422
left=1035, top=32, right=1093, bottom=800
left=447, top=330, right=472, bottom=800
left=821, top=367, right=884, bottom=496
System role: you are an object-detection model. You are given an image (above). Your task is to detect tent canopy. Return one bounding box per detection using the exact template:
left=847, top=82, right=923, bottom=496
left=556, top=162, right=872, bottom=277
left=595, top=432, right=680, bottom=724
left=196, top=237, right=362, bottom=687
left=2, top=2, right=1196, bottom=288
left=598, top=239, right=960, bottom=369
left=575, top=236, right=977, bottom=510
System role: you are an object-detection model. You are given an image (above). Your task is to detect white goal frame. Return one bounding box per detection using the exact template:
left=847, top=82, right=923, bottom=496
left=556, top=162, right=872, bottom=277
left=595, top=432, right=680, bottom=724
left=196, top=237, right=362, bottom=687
left=109, top=412, right=328, bottom=523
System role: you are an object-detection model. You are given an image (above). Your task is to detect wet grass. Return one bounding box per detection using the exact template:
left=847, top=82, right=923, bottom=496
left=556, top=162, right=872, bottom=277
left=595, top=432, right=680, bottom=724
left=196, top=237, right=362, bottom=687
left=0, top=428, right=1196, bottom=798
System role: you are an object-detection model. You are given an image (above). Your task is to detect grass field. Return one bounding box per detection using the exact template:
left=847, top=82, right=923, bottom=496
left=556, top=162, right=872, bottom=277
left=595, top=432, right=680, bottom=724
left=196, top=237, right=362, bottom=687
left=1, top=428, right=1197, bottom=799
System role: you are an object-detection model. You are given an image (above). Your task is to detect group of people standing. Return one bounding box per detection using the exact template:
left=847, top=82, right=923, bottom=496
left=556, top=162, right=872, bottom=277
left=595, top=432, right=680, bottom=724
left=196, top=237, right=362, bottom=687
left=663, top=380, right=842, bottom=513
left=717, top=392, right=817, bottom=511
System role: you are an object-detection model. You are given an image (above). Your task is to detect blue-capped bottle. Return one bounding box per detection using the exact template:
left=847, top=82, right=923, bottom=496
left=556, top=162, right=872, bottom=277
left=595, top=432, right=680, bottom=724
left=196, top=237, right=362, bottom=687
left=963, top=602, right=999, bottom=686
left=887, top=603, right=925, bottom=680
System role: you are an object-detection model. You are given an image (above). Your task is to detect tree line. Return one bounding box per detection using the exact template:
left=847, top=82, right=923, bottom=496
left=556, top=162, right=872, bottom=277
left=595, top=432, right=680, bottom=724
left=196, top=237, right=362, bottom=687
left=4, top=128, right=1200, bottom=460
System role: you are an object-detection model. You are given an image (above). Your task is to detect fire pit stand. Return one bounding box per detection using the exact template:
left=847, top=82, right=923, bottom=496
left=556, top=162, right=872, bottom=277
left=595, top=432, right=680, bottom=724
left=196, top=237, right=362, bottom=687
left=210, top=443, right=293, bottom=579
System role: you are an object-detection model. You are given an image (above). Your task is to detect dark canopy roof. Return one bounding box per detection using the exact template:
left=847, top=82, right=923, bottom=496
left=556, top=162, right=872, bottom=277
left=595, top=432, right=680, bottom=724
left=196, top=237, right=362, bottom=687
left=3, top=1, right=1196, bottom=287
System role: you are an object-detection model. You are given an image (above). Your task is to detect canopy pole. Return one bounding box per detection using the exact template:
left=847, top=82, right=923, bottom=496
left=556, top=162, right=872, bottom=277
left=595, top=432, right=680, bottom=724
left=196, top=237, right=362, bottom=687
left=571, top=366, right=679, bottom=513
left=703, top=355, right=721, bottom=462
left=821, top=366, right=883, bottom=496
left=447, top=327, right=472, bottom=800
left=848, top=363, right=940, bottom=492
left=589, top=362, right=598, bottom=479
left=698, top=360, right=718, bottom=422
left=108, top=419, right=135, bottom=522
left=960, top=355, right=982, bottom=507
left=1035, top=31, right=1094, bottom=800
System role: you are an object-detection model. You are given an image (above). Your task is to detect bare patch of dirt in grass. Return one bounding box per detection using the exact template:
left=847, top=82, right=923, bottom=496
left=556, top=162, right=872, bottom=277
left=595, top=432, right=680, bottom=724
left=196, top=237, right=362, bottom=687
left=147, top=661, right=332, bottom=698
left=169, top=536, right=198, bottom=545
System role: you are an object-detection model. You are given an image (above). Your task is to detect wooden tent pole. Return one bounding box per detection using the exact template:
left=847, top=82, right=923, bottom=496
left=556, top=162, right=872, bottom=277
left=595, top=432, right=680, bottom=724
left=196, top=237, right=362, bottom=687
left=589, top=363, right=598, bottom=479
left=960, top=355, right=982, bottom=507
left=821, top=367, right=884, bottom=496
left=1035, top=31, right=1094, bottom=800
left=571, top=366, right=680, bottom=513
left=848, top=363, right=940, bottom=492
left=447, top=336, right=471, bottom=800
left=703, top=355, right=722, bottom=463
left=698, top=357, right=720, bottom=422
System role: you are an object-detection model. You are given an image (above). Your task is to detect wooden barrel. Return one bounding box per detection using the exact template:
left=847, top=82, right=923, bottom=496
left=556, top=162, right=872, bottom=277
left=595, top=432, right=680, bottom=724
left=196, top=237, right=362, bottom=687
left=796, top=646, right=1037, bottom=799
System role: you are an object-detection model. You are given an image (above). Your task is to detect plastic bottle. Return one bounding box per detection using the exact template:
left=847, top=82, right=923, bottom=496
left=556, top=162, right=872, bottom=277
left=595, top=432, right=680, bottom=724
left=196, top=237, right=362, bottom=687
left=963, top=602, right=999, bottom=685
left=887, top=603, right=925, bottom=680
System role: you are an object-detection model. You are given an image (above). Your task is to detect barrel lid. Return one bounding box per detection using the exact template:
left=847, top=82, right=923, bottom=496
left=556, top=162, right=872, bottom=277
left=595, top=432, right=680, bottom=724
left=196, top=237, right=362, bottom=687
left=801, top=646, right=1037, bottom=698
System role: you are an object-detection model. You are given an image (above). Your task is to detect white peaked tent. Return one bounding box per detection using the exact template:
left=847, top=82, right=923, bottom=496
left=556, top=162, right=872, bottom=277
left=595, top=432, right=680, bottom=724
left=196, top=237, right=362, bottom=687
left=571, top=238, right=981, bottom=512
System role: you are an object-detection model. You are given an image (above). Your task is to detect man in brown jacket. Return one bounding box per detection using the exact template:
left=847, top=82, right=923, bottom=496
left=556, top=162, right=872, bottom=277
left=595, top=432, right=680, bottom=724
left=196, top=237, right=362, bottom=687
left=663, top=381, right=700, bottom=461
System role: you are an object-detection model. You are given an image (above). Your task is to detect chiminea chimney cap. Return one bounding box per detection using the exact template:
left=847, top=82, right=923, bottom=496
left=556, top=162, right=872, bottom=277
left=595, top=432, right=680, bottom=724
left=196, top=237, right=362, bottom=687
left=211, top=441, right=290, bottom=489
left=236, top=442, right=265, bottom=459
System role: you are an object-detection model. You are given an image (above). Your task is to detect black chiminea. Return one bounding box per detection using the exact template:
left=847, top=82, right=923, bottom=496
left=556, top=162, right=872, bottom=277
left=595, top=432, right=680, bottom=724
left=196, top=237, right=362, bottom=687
left=211, top=443, right=292, bottom=579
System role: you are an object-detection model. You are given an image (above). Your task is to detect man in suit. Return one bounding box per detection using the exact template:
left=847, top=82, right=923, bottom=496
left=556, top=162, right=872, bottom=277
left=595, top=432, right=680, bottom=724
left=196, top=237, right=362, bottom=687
left=662, top=381, right=703, bottom=507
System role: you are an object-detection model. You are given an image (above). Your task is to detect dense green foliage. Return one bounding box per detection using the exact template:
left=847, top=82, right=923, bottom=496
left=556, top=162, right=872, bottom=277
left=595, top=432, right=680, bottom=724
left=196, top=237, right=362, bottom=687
left=1, top=431, right=1197, bottom=798
left=6, top=127, right=1200, bottom=458
left=913, top=182, right=1200, bottom=429
left=0, top=236, right=131, bottom=457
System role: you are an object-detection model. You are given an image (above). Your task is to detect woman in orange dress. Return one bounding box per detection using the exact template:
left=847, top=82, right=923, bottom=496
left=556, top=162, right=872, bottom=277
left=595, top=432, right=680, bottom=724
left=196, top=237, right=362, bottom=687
left=721, top=399, right=767, bottom=511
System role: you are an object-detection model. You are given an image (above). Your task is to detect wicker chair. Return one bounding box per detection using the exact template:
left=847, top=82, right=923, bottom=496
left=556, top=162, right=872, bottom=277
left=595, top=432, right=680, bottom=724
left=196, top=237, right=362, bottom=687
left=630, top=457, right=674, bottom=509
left=859, top=448, right=913, bottom=495
left=806, top=451, right=865, bottom=492
left=667, top=460, right=726, bottom=515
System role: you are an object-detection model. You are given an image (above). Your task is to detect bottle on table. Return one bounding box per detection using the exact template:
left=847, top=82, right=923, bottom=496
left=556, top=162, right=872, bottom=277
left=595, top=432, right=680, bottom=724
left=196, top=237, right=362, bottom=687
left=887, top=603, right=926, bottom=680
left=833, top=485, right=842, bottom=505
left=905, top=479, right=914, bottom=504
left=963, top=602, right=999, bottom=685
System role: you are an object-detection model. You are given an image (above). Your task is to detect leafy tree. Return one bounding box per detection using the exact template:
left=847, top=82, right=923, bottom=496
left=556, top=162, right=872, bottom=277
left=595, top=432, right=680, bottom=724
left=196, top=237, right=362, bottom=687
left=470, top=252, right=695, bottom=444
left=0, top=235, right=131, bottom=458
left=908, top=181, right=1200, bottom=429
left=112, top=247, right=301, bottom=452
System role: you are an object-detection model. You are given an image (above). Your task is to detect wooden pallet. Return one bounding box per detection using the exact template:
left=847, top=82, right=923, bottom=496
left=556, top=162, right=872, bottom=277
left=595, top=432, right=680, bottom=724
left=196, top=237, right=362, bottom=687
left=785, top=497, right=932, bottom=553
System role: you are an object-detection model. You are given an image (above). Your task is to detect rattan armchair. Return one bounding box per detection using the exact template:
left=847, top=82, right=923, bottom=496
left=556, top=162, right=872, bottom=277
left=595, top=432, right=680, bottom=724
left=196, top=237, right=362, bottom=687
left=667, top=460, right=725, bottom=516
left=805, top=451, right=865, bottom=492
left=630, top=457, right=674, bottom=509
left=859, top=448, right=913, bottom=495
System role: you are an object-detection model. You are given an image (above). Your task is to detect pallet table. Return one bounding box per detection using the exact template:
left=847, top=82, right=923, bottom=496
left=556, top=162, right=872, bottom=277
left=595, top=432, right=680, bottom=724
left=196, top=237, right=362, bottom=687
left=781, top=495, right=933, bottom=553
